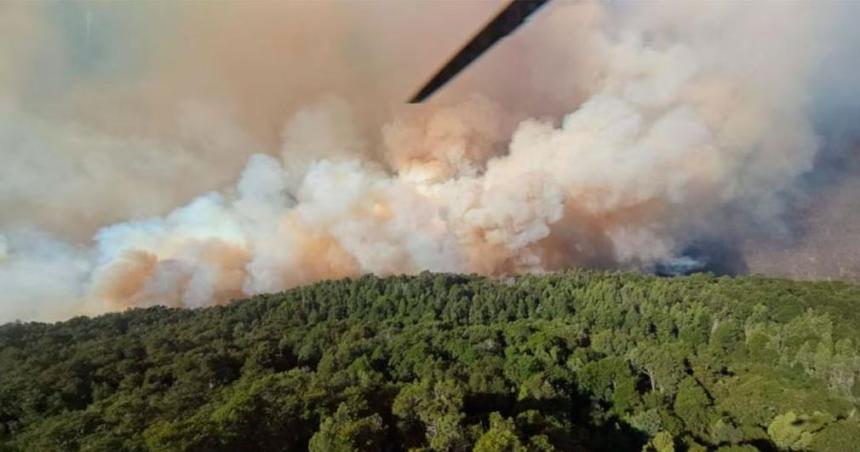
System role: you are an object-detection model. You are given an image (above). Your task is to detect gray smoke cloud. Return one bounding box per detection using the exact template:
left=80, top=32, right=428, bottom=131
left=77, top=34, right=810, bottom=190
left=1, top=0, right=859, bottom=322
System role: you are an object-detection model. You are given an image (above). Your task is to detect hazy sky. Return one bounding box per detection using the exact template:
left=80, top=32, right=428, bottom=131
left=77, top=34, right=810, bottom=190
left=1, top=0, right=860, bottom=322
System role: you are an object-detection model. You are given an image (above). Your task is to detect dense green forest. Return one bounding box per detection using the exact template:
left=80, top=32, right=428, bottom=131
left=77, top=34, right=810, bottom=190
left=1, top=271, right=860, bottom=451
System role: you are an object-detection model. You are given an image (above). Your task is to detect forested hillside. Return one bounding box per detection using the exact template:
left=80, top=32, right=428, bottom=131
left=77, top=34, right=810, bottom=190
left=1, top=271, right=859, bottom=451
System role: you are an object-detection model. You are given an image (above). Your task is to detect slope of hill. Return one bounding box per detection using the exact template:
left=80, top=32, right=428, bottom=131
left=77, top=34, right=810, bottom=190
left=1, top=271, right=859, bottom=451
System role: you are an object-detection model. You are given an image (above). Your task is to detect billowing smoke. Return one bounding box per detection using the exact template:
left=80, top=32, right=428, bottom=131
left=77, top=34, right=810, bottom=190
left=1, top=0, right=859, bottom=322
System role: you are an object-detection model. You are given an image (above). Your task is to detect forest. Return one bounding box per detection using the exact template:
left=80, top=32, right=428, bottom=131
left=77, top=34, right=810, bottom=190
left=1, top=271, right=859, bottom=451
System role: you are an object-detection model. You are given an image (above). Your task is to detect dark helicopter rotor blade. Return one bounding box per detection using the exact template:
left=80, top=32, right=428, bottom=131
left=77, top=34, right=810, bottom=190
left=409, top=0, right=551, bottom=103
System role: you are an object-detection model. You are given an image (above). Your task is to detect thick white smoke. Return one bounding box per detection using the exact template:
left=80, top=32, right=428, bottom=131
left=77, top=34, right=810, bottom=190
left=1, top=0, right=858, bottom=321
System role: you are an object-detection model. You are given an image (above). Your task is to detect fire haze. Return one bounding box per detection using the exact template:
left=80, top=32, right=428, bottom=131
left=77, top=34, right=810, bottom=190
left=1, top=0, right=859, bottom=322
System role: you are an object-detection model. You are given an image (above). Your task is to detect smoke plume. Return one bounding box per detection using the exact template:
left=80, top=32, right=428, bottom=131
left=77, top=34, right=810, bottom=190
left=1, top=0, right=859, bottom=322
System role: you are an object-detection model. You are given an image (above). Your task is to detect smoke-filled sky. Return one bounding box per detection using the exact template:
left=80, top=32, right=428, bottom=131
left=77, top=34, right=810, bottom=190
left=1, top=0, right=859, bottom=322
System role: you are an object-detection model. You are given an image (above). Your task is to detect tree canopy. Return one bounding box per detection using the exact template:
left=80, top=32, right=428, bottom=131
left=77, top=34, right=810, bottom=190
left=1, top=270, right=859, bottom=451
